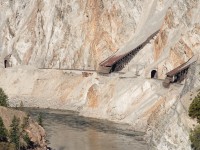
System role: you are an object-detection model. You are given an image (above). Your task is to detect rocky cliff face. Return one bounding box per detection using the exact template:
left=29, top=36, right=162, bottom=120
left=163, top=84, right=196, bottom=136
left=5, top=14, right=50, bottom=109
left=0, top=0, right=143, bottom=69
left=0, top=0, right=200, bottom=149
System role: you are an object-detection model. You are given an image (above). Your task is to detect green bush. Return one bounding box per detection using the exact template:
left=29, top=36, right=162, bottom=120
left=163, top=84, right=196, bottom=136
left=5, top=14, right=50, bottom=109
left=22, top=133, right=31, bottom=148
left=190, top=125, right=200, bottom=150
left=9, top=116, right=20, bottom=150
left=0, top=117, right=8, bottom=142
left=0, top=88, right=9, bottom=107
left=37, top=113, right=43, bottom=127
left=189, top=94, right=200, bottom=123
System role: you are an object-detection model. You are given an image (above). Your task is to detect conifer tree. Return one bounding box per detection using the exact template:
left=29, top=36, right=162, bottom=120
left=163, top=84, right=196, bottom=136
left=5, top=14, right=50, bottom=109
left=9, top=115, right=20, bottom=149
left=190, top=125, right=200, bottom=149
left=0, top=88, right=9, bottom=107
left=38, top=113, right=43, bottom=127
left=189, top=94, right=200, bottom=123
left=0, top=116, right=7, bottom=142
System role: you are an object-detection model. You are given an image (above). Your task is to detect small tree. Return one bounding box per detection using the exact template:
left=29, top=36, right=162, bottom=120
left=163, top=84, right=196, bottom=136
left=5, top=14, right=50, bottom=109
left=21, top=116, right=29, bottom=130
left=189, top=94, right=200, bottom=123
left=19, top=101, right=24, bottom=110
left=22, top=133, right=31, bottom=148
left=190, top=125, right=200, bottom=149
left=0, top=88, right=9, bottom=107
left=0, top=116, right=8, bottom=142
left=37, top=113, right=43, bottom=127
left=9, top=116, right=20, bottom=149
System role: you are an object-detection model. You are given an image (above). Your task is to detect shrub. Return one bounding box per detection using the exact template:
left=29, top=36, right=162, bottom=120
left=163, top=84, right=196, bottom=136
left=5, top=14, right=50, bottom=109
left=19, top=101, right=24, bottom=110
left=22, top=133, right=31, bottom=148
left=0, top=142, right=16, bottom=150
left=189, top=94, right=200, bottom=123
left=21, top=116, right=29, bottom=130
left=0, top=88, right=9, bottom=107
left=190, top=125, right=200, bottom=150
left=9, top=116, right=20, bottom=149
left=37, top=113, right=43, bottom=127
left=0, top=117, right=8, bottom=142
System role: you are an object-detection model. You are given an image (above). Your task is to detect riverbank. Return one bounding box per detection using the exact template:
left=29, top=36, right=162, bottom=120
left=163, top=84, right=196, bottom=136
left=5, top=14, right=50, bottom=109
left=0, top=106, right=47, bottom=150
left=0, top=66, right=199, bottom=149
left=23, top=108, right=148, bottom=150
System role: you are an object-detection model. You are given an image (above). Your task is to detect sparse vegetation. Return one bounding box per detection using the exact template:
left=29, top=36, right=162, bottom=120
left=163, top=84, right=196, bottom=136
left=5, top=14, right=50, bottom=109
left=0, top=117, right=8, bottom=142
left=9, top=116, right=20, bottom=149
left=37, top=113, right=43, bottom=127
left=189, top=93, right=200, bottom=123
left=0, top=88, right=40, bottom=149
left=0, top=115, right=36, bottom=150
left=0, top=142, right=16, bottom=150
left=21, top=116, right=29, bottom=129
left=189, top=91, right=200, bottom=149
left=0, top=88, right=9, bottom=107
left=9, top=115, right=35, bottom=150
left=22, top=133, right=31, bottom=148
left=190, top=125, right=200, bottom=150
left=19, top=101, right=24, bottom=110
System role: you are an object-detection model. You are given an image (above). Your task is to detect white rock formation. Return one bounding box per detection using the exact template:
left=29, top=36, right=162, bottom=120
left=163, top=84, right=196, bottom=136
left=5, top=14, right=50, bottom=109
left=1, top=0, right=200, bottom=149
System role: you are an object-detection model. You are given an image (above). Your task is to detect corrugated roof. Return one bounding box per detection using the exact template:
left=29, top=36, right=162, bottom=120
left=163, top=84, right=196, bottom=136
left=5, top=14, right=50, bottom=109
left=99, top=30, right=160, bottom=68
left=99, top=54, right=127, bottom=67
left=166, top=56, right=197, bottom=76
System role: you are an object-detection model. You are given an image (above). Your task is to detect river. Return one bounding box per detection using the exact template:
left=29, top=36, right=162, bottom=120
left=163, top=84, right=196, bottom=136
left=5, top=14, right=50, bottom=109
left=24, top=108, right=148, bottom=150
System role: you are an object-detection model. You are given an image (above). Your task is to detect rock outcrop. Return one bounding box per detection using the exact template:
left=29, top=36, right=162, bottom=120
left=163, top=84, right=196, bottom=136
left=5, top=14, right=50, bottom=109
left=0, top=106, right=47, bottom=150
left=1, top=0, right=200, bottom=149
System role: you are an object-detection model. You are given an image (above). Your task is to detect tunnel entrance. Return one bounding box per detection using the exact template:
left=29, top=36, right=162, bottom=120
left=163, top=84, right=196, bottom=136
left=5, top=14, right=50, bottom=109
left=151, top=70, right=157, bottom=78
left=4, top=54, right=12, bottom=68
left=4, top=60, right=8, bottom=68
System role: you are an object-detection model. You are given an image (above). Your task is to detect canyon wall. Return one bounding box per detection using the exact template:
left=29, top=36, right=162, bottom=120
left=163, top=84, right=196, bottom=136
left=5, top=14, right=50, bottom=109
left=0, top=0, right=143, bottom=69
left=1, top=0, right=200, bottom=149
